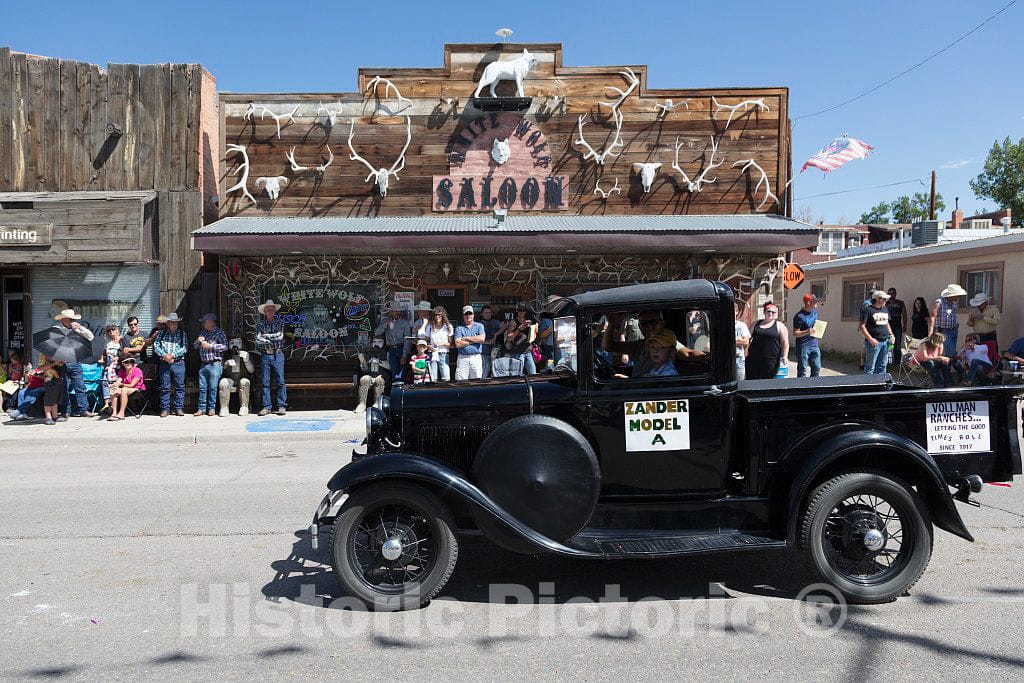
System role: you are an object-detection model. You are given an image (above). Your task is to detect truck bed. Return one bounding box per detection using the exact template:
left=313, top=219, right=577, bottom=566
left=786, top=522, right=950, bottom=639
left=737, top=373, right=891, bottom=395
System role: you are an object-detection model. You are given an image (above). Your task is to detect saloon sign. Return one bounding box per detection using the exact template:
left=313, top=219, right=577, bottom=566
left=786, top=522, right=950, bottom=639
left=434, top=112, right=567, bottom=212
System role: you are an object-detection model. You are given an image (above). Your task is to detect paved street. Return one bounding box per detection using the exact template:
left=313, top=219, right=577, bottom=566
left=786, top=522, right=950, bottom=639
left=1, top=410, right=1023, bottom=681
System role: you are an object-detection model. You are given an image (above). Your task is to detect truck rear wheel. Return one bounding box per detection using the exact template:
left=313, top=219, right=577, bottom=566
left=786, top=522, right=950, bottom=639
left=329, top=482, right=458, bottom=611
left=799, top=471, right=932, bottom=604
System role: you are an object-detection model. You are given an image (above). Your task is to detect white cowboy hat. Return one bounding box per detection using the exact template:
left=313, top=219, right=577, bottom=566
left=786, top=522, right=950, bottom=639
left=969, top=293, right=989, bottom=307
left=257, top=299, right=280, bottom=314
left=415, top=301, right=432, bottom=311
left=870, top=290, right=891, bottom=301
left=545, top=294, right=560, bottom=304
left=940, top=284, right=968, bottom=298
left=54, top=308, right=82, bottom=321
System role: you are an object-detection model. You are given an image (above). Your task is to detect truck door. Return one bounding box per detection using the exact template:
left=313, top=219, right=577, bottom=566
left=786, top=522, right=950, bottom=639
left=585, top=307, right=731, bottom=496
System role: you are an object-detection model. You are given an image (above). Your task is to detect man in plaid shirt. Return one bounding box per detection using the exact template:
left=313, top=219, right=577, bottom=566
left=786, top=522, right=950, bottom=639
left=193, top=313, right=227, bottom=416
left=255, top=299, right=287, bottom=416
left=154, top=313, right=189, bottom=417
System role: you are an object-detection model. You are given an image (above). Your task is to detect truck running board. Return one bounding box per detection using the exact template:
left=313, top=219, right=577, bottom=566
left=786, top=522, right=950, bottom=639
left=568, top=531, right=786, bottom=557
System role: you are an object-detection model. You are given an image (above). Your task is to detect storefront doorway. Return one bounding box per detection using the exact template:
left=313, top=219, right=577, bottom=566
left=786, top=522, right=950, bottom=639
left=425, top=285, right=466, bottom=320
left=2, top=273, right=27, bottom=361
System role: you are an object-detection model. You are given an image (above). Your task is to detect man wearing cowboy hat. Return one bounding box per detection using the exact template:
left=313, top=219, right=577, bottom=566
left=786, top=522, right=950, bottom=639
left=255, top=299, right=287, bottom=416
left=967, top=292, right=1000, bottom=346
left=373, top=302, right=412, bottom=384
left=411, top=300, right=433, bottom=342
left=193, top=313, right=228, bottom=416
left=154, top=313, right=188, bottom=417
left=53, top=308, right=95, bottom=418
left=929, top=284, right=968, bottom=358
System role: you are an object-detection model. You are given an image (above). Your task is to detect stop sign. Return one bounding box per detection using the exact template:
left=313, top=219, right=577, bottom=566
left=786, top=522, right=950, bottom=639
left=783, top=263, right=805, bottom=290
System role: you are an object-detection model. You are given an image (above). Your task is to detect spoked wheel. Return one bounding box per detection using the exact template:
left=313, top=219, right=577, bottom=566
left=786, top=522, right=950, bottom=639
left=330, top=482, right=458, bottom=610
left=800, top=471, right=932, bottom=604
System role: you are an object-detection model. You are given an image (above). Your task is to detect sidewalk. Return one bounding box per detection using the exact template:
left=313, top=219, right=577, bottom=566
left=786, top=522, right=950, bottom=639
left=1, top=409, right=367, bottom=447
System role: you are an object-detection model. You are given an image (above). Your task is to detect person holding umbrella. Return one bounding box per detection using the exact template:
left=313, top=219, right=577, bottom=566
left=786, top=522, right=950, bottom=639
left=45, top=308, right=95, bottom=419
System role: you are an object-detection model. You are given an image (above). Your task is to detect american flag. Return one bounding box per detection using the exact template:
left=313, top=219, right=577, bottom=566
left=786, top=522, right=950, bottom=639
left=800, top=136, right=874, bottom=173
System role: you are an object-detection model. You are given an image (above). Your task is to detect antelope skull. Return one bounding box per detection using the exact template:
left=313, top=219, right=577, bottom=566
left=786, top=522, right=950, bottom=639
left=631, top=163, right=662, bottom=193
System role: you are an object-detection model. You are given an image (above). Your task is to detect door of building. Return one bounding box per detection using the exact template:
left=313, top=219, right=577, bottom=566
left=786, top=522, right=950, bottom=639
left=2, top=274, right=27, bottom=359
left=424, top=286, right=466, bottom=321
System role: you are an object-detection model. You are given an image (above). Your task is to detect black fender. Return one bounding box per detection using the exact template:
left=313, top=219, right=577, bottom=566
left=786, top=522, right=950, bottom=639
left=321, top=453, right=601, bottom=558
left=781, top=427, right=973, bottom=543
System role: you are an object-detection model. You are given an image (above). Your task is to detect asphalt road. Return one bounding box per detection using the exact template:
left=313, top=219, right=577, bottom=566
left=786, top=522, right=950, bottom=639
left=1, top=417, right=1023, bottom=681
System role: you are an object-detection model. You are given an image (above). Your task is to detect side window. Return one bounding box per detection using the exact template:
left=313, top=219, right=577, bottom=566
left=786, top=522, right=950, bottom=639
left=592, top=308, right=712, bottom=382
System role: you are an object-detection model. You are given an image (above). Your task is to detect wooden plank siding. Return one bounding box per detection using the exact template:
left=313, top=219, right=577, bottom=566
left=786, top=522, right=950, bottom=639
left=219, top=43, right=790, bottom=219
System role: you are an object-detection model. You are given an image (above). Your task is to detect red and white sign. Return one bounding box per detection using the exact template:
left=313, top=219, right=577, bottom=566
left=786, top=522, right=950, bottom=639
left=433, top=112, right=567, bottom=212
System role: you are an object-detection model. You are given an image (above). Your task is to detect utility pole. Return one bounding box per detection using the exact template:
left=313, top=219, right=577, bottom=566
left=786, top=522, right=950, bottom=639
left=929, top=170, right=937, bottom=220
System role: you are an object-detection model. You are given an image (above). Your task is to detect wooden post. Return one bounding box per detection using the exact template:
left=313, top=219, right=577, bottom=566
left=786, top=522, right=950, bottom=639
left=929, top=170, right=937, bottom=220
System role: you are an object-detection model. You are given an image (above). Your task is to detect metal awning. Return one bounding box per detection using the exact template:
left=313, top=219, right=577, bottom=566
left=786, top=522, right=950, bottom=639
left=192, top=214, right=819, bottom=256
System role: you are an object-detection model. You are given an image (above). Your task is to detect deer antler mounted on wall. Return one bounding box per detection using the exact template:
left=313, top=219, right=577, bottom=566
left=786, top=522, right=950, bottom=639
left=575, top=109, right=624, bottom=166
left=317, top=101, right=343, bottom=129
left=347, top=117, right=412, bottom=197
left=244, top=104, right=299, bottom=138
left=315, top=145, right=334, bottom=173
left=598, top=68, right=639, bottom=116
left=711, top=96, right=770, bottom=130
left=671, top=136, right=723, bottom=193
left=255, top=176, right=289, bottom=200
left=225, top=144, right=256, bottom=206
left=593, top=177, right=621, bottom=199
left=655, top=98, right=689, bottom=117
left=285, top=147, right=309, bottom=173
left=732, top=159, right=779, bottom=211
left=365, top=76, right=412, bottom=113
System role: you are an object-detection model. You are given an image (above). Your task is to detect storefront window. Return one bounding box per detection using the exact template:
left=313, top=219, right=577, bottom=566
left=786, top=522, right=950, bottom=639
left=262, top=284, right=379, bottom=350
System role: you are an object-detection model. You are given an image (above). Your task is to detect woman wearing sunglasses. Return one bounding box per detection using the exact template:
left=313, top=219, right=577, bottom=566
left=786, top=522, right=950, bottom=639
left=746, top=302, right=790, bottom=380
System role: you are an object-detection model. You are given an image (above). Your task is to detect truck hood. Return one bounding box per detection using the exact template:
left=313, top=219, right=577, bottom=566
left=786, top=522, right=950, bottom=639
left=395, top=371, right=577, bottom=412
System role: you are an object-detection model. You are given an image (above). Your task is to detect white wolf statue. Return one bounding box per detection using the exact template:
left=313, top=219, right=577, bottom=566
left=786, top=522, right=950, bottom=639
left=473, top=49, right=537, bottom=98
left=219, top=338, right=256, bottom=417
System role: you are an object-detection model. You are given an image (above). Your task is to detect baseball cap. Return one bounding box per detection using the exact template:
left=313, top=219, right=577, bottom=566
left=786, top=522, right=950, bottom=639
left=802, top=293, right=817, bottom=304
left=462, top=305, right=475, bottom=315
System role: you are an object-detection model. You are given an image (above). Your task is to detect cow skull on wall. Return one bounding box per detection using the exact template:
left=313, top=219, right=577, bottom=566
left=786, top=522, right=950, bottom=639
left=255, top=176, right=289, bottom=200
left=631, top=163, right=662, bottom=193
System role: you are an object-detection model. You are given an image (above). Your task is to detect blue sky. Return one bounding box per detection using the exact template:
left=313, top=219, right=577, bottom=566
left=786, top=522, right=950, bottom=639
left=3, top=0, right=1021, bottom=224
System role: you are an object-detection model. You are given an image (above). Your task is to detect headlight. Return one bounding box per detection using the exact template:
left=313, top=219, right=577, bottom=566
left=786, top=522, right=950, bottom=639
left=365, top=407, right=387, bottom=438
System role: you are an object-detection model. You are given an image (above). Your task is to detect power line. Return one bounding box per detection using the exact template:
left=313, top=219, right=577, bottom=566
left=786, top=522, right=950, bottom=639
left=794, top=1, right=1016, bottom=120
left=793, top=178, right=925, bottom=201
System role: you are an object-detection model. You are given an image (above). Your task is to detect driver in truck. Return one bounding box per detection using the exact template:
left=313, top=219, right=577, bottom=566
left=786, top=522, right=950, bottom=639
left=602, top=309, right=704, bottom=377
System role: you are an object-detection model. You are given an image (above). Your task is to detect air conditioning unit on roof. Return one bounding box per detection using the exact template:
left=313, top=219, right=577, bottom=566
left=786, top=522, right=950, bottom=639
left=911, top=220, right=944, bottom=246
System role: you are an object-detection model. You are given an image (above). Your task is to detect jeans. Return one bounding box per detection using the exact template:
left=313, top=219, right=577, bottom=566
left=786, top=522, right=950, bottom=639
left=197, top=362, right=223, bottom=412
left=921, top=359, right=954, bottom=388
left=159, top=359, right=185, bottom=412
left=16, top=387, right=45, bottom=414
left=735, top=356, right=745, bottom=381
left=428, top=352, right=450, bottom=382
left=387, top=347, right=405, bottom=384
left=61, top=363, right=89, bottom=415
left=797, top=345, right=821, bottom=377
left=864, top=340, right=890, bottom=375
left=937, top=326, right=958, bottom=358
left=455, top=353, right=483, bottom=380
left=967, top=359, right=993, bottom=385
left=261, top=351, right=287, bottom=410
left=514, top=351, right=537, bottom=375
left=482, top=347, right=494, bottom=378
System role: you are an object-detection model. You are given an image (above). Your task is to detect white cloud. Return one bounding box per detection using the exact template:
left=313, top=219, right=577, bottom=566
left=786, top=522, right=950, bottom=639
left=939, top=159, right=978, bottom=170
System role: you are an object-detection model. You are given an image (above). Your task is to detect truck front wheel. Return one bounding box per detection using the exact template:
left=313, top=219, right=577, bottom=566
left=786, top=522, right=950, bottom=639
left=329, top=482, right=459, bottom=611
left=799, top=471, right=932, bottom=604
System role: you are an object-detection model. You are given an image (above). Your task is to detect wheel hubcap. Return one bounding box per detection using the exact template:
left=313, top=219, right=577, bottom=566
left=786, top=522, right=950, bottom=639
left=822, top=493, right=909, bottom=585
left=381, top=538, right=403, bottom=561
left=349, top=503, right=436, bottom=593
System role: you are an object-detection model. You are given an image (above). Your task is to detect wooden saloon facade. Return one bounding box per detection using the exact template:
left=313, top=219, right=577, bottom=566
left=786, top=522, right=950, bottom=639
left=194, top=43, right=816, bottom=383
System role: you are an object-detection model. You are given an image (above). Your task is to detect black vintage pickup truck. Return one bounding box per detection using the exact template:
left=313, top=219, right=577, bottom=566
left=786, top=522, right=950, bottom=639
left=311, top=280, right=1022, bottom=610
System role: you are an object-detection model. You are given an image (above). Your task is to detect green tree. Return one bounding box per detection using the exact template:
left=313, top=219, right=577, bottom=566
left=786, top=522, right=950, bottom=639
left=859, top=201, right=890, bottom=224
left=970, top=137, right=1024, bottom=222
left=858, top=193, right=944, bottom=224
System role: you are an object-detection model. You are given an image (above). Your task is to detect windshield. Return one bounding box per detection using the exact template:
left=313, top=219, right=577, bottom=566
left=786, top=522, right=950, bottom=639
left=553, top=316, right=578, bottom=371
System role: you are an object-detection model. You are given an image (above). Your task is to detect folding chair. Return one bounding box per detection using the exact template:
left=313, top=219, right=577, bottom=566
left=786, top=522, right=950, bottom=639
left=894, top=338, right=931, bottom=387
left=125, top=389, right=149, bottom=418
left=78, top=363, right=105, bottom=413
